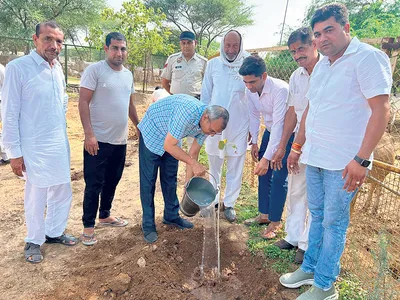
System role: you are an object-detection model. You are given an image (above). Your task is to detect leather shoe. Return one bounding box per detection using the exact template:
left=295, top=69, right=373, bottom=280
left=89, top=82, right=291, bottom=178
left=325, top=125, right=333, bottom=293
left=163, top=217, right=194, bottom=229
left=274, top=239, right=295, bottom=250
left=295, top=249, right=305, bottom=264
left=244, top=214, right=271, bottom=226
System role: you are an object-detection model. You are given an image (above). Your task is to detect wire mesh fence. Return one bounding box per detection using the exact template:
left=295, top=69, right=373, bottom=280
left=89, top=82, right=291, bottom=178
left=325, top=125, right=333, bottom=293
left=0, top=36, right=167, bottom=92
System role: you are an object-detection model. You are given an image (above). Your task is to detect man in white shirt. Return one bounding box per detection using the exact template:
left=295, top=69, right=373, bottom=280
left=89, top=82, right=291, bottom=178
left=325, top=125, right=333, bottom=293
left=2, top=21, right=78, bottom=264
left=0, top=62, right=9, bottom=164
left=239, top=55, right=293, bottom=238
left=201, top=30, right=249, bottom=222
left=272, top=27, right=321, bottom=264
left=280, top=4, right=392, bottom=300
left=79, top=32, right=139, bottom=246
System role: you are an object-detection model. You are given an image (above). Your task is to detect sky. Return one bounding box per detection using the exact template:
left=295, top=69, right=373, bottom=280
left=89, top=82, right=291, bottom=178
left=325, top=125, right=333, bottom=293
left=107, top=0, right=313, bottom=50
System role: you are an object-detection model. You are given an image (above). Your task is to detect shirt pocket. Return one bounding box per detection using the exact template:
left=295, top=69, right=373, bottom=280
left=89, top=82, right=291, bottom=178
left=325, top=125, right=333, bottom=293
left=292, top=93, right=308, bottom=115
left=172, top=66, right=185, bottom=80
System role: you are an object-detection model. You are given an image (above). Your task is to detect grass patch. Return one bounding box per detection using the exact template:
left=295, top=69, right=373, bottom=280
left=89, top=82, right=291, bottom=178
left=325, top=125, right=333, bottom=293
left=337, top=273, right=368, bottom=300
left=67, top=76, right=80, bottom=85
left=236, top=182, right=297, bottom=275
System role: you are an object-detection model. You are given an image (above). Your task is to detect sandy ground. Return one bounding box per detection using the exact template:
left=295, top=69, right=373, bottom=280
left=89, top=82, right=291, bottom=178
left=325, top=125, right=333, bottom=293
left=0, top=95, right=298, bottom=300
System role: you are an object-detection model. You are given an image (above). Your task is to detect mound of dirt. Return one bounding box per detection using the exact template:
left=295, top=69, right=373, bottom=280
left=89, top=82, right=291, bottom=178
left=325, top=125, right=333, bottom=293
left=36, top=222, right=298, bottom=300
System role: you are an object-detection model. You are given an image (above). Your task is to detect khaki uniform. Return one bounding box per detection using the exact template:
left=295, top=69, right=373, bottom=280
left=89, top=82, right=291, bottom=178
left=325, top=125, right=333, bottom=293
left=161, top=52, right=207, bottom=96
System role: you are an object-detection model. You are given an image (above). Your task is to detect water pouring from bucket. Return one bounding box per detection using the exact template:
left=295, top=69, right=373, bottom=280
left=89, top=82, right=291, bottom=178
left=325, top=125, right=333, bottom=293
left=180, top=172, right=219, bottom=217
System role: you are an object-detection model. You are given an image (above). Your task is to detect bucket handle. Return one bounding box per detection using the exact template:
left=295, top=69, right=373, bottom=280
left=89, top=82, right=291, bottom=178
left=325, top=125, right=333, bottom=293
left=206, top=170, right=220, bottom=193
left=185, top=170, right=220, bottom=193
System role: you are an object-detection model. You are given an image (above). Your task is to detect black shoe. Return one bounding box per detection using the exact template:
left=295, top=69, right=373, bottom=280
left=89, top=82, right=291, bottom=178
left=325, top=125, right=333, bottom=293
left=163, top=217, right=194, bottom=229
left=295, top=249, right=305, bottom=264
left=143, top=231, right=158, bottom=243
left=274, top=239, right=296, bottom=250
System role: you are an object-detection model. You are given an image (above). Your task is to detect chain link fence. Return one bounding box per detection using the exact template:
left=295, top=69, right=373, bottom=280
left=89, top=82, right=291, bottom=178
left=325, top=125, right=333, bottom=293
left=0, top=36, right=167, bottom=93
left=247, top=38, right=400, bottom=298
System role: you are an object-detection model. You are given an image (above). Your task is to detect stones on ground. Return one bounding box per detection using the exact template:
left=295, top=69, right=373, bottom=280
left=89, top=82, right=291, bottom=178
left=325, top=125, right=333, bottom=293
left=176, top=256, right=183, bottom=263
left=151, top=245, right=157, bottom=252
left=106, top=273, right=131, bottom=295
left=137, top=257, right=146, bottom=268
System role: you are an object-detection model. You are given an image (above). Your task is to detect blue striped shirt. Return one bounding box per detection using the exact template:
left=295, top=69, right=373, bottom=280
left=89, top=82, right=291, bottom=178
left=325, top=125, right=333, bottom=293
left=138, top=94, right=207, bottom=156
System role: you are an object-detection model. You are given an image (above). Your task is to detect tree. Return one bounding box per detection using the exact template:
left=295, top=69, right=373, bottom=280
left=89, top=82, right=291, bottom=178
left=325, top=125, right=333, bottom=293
left=303, top=0, right=400, bottom=38
left=86, top=0, right=173, bottom=91
left=144, top=0, right=254, bottom=57
left=0, top=0, right=106, bottom=41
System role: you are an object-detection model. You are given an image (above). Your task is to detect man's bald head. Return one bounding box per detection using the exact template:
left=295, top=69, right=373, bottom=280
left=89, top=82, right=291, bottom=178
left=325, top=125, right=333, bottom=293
left=224, top=30, right=241, bottom=62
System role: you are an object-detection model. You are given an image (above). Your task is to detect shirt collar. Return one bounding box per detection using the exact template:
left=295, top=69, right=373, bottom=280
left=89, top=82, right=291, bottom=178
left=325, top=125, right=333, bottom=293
left=321, top=37, right=360, bottom=65
left=30, top=50, right=58, bottom=67
left=261, top=77, right=272, bottom=94
left=180, top=52, right=197, bottom=61
left=30, top=50, right=46, bottom=65
left=300, top=53, right=324, bottom=75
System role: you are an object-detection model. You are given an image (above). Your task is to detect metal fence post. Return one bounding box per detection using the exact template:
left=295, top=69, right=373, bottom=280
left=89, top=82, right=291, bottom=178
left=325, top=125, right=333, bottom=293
left=64, top=44, right=68, bottom=85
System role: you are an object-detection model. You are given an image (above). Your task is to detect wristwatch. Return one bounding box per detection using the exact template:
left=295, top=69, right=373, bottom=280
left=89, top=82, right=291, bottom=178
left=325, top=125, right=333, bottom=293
left=353, top=155, right=371, bottom=168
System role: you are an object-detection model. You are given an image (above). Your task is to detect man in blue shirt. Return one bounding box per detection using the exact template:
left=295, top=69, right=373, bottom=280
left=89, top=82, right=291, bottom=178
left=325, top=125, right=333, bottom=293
left=138, top=94, right=229, bottom=243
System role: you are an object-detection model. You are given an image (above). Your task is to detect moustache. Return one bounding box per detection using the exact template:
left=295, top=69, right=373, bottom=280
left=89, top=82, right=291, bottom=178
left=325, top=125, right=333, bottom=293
left=296, top=57, right=307, bottom=62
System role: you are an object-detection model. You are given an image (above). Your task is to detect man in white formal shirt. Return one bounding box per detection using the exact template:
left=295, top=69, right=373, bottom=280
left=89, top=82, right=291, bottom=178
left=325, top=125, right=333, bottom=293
left=1, top=21, right=78, bottom=264
left=0, top=62, right=9, bottom=164
left=201, top=30, right=249, bottom=222
left=272, top=27, right=322, bottom=264
left=280, top=4, right=392, bottom=300
left=239, top=55, right=293, bottom=239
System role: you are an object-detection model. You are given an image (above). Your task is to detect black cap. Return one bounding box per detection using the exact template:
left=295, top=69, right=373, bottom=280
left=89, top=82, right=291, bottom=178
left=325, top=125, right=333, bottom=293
left=179, top=31, right=195, bottom=41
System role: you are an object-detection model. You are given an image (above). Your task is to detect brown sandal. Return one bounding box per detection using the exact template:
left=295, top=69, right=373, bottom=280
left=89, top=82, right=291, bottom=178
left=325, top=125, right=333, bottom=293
left=244, top=214, right=271, bottom=226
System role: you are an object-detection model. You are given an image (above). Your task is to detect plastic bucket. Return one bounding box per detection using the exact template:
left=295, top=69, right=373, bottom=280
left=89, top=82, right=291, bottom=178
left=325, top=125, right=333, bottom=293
left=180, top=174, right=218, bottom=217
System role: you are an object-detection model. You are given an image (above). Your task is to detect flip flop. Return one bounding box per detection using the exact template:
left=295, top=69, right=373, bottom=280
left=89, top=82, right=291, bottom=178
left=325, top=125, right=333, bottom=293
left=261, top=223, right=282, bottom=240
left=45, top=234, right=78, bottom=246
left=81, top=233, right=97, bottom=246
left=99, top=217, right=128, bottom=227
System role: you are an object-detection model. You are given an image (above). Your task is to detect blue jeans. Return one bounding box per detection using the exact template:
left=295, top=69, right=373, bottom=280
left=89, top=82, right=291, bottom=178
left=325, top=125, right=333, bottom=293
left=139, top=135, right=180, bottom=233
left=301, top=165, right=357, bottom=290
left=258, top=130, right=294, bottom=222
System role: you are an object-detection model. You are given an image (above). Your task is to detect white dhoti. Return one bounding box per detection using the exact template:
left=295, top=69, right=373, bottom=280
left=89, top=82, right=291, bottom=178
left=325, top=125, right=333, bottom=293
left=208, top=154, right=246, bottom=208
left=284, top=163, right=311, bottom=251
left=24, top=180, right=73, bottom=245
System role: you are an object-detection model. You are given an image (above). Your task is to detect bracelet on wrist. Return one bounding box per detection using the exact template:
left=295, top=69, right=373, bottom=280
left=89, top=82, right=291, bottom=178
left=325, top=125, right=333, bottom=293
left=292, top=143, right=302, bottom=151
left=291, top=148, right=302, bottom=154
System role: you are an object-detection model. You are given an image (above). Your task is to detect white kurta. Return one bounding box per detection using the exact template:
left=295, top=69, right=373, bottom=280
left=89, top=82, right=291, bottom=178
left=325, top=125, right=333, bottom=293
left=1, top=51, right=70, bottom=187
left=201, top=53, right=249, bottom=158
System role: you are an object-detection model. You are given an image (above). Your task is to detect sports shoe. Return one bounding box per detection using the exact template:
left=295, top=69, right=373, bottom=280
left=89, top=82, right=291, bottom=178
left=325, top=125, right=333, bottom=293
left=295, top=249, right=305, bottom=264
left=279, top=267, right=314, bottom=288
left=274, top=239, right=295, bottom=250
left=224, top=207, right=236, bottom=222
left=163, top=217, right=194, bottom=229
left=296, top=285, right=338, bottom=300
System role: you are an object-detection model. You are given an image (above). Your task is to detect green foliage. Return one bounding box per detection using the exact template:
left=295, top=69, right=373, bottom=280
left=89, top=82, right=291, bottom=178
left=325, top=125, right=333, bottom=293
left=0, top=0, right=106, bottom=40
left=337, top=274, right=368, bottom=300
left=303, top=0, right=400, bottom=39
left=144, top=0, right=254, bottom=57
left=265, top=50, right=298, bottom=83
left=85, top=0, right=173, bottom=70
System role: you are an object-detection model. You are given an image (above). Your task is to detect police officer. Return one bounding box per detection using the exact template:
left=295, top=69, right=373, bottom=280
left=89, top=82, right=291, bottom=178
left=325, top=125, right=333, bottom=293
left=161, top=31, right=207, bottom=99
